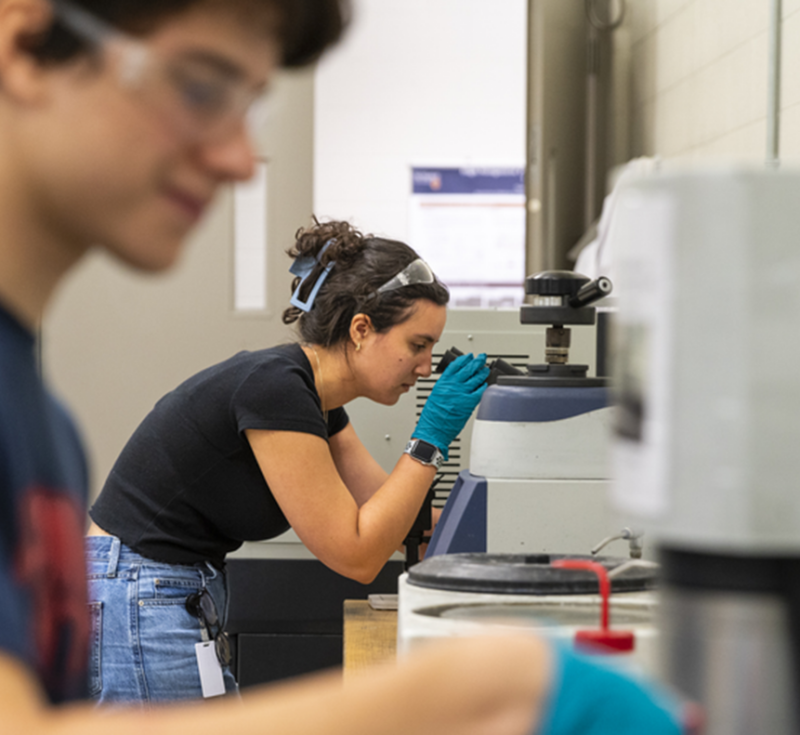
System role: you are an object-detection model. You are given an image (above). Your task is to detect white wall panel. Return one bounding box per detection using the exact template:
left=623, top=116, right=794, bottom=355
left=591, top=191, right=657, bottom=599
left=313, top=0, right=527, bottom=239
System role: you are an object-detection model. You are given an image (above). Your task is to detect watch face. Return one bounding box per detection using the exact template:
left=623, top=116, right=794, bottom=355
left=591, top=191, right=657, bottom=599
left=414, top=441, right=437, bottom=463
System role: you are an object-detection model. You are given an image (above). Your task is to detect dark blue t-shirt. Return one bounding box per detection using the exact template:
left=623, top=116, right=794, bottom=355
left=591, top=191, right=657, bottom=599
left=91, top=343, right=349, bottom=568
left=0, top=303, right=90, bottom=703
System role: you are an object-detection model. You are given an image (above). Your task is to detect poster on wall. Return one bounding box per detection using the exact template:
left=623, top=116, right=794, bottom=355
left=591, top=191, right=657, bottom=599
left=408, top=166, right=526, bottom=308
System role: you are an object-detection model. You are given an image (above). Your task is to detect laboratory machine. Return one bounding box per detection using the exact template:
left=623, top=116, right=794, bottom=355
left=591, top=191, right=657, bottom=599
left=397, top=552, right=660, bottom=674
left=611, top=166, right=800, bottom=735
left=426, top=270, right=622, bottom=558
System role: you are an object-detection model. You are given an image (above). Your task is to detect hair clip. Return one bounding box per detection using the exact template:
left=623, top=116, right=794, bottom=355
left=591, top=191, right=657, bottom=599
left=289, top=239, right=335, bottom=312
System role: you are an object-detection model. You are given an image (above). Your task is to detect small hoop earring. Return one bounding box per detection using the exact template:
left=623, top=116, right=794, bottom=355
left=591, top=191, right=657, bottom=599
left=356, top=343, right=361, bottom=352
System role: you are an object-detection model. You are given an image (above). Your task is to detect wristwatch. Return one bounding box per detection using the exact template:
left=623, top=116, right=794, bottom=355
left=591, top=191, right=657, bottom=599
left=404, top=438, right=444, bottom=469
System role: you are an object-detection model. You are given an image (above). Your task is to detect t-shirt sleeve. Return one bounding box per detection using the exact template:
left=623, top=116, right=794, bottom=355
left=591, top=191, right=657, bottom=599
left=231, top=358, right=349, bottom=439
left=327, top=406, right=349, bottom=437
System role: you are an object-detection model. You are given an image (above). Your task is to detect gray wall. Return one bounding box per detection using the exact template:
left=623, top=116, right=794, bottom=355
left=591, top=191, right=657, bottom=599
left=628, top=0, right=798, bottom=162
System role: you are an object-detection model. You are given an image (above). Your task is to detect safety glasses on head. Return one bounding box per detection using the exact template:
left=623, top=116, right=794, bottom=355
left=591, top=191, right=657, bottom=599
left=373, top=259, right=440, bottom=297
left=49, top=0, right=269, bottom=143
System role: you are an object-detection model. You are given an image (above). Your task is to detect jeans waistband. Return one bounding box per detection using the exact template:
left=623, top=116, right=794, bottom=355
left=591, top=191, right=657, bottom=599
left=85, top=535, right=220, bottom=582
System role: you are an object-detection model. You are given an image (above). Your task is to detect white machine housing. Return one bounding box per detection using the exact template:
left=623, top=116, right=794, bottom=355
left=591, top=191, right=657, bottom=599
left=609, top=166, right=800, bottom=735
left=611, top=166, right=800, bottom=550
left=469, top=396, right=616, bottom=555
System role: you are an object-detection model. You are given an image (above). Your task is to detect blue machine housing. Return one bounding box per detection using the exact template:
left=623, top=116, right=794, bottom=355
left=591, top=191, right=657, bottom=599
left=426, top=470, right=488, bottom=556
left=477, top=383, right=609, bottom=422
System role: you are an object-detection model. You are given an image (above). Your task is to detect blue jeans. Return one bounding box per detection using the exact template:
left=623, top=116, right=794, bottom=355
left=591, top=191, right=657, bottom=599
left=86, top=535, right=238, bottom=705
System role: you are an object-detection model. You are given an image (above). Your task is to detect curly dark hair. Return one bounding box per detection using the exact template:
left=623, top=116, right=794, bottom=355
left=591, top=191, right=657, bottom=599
left=283, top=219, right=450, bottom=348
left=26, top=0, right=349, bottom=68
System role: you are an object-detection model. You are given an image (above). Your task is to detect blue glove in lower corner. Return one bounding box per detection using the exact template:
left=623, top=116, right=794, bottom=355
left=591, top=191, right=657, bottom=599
left=536, top=642, right=684, bottom=735
left=412, top=352, right=490, bottom=460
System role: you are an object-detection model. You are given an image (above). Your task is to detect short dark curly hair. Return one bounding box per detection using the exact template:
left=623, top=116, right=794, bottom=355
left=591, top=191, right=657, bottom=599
left=283, top=219, right=450, bottom=349
left=26, top=0, right=349, bottom=68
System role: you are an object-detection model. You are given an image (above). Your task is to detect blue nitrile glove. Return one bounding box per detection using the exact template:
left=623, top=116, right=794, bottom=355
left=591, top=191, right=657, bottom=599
left=412, top=353, right=490, bottom=460
left=536, top=642, right=684, bottom=735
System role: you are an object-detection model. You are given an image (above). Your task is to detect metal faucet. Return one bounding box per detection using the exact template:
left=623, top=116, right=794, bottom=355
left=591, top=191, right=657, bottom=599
left=591, top=527, right=644, bottom=558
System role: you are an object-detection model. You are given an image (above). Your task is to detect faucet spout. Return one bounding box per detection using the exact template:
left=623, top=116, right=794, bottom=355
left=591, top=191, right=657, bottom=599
left=591, top=527, right=645, bottom=558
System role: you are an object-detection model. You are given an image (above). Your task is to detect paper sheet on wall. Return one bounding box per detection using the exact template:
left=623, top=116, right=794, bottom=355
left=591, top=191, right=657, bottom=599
left=408, top=167, right=525, bottom=308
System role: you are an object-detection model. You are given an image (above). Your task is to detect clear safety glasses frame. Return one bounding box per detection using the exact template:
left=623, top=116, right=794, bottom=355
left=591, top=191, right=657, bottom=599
left=49, top=0, right=268, bottom=142
left=374, top=258, right=440, bottom=297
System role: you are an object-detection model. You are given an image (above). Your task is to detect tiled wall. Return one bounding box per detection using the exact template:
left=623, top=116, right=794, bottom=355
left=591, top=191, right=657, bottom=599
left=627, top=0, right=800, bottom=163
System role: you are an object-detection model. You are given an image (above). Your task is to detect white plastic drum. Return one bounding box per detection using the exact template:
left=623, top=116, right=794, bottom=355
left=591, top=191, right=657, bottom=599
left=397, top=553, right=660, bottom=676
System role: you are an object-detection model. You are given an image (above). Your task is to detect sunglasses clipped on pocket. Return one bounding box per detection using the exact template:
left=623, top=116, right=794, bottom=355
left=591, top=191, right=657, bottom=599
left=186, top=590, right=232, bottom=668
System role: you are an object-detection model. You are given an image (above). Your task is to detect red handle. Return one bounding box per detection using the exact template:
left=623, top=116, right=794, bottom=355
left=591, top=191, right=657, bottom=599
left=551, top=558, right=634, bottom=654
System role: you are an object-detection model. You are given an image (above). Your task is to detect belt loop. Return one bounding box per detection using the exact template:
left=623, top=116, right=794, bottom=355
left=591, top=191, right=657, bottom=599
left=203, top=561, right=218, bottom=586
left=203, top=562, right=229, bottom=626
left=106, top=536, right=121, bottom=577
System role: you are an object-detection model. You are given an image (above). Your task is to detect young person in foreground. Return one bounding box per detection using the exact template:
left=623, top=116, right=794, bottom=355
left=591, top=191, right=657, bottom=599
left=0, top=0, right=688, bottom=732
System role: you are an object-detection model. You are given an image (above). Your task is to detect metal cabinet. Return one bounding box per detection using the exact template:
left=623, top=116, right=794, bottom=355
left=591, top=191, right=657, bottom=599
left=226, top=559, right=405, bottom=686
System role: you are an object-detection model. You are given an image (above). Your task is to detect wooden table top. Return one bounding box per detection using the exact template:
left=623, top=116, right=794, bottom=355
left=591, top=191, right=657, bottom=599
left=342, top=600, right=398, bottom=677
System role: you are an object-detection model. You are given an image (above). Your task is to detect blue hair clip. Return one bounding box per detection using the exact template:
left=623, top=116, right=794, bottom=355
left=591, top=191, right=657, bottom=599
left=289, top=239, right=335, bottom=312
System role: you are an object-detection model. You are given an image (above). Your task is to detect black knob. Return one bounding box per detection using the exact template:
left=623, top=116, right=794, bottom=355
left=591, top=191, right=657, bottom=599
left=520, top=272, right=613, bottom=326
left=525, top=270, right=590, bottom=297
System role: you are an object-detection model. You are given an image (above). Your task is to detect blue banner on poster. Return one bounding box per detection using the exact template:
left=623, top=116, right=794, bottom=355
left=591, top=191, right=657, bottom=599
left=412, top=167, right=525, bottom=196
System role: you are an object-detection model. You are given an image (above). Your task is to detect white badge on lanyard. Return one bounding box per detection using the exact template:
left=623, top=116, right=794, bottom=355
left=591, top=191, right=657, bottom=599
left=195, top=641, right=226, bottom=698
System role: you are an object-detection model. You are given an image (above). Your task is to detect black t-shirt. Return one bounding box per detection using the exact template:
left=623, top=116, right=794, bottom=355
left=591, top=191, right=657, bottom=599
left=90, top=343, right=348, bottom=568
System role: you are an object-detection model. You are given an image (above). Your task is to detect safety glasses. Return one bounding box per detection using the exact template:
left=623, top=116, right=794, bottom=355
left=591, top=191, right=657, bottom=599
left=50, top=0, right=268, bottom=143
left=374, top=258, right=440, bottom=296
left=185, top=590, right=232, bottom=667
